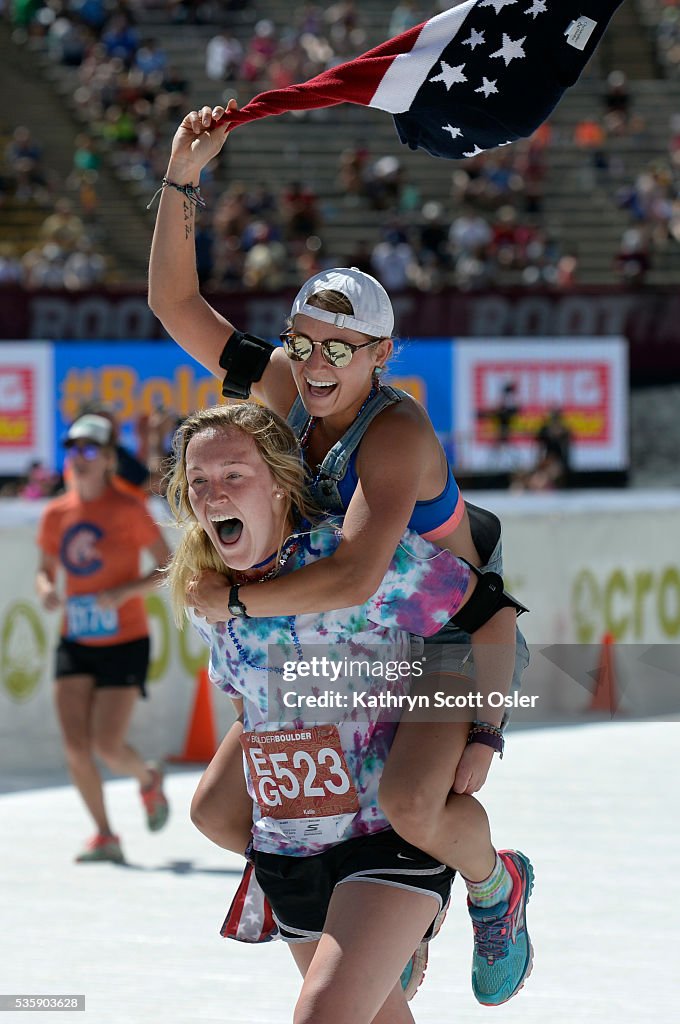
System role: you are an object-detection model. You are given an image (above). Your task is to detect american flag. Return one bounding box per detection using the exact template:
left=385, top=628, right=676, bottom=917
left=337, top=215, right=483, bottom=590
left=224, top=1, right=624, bottom=160
left=220, top=861, right=279, bottom=944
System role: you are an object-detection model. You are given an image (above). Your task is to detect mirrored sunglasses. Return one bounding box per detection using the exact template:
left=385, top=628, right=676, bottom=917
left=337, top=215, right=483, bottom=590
left=280, top=331, right=382, bottom=368
left=65, top=442, right=102, bottom=460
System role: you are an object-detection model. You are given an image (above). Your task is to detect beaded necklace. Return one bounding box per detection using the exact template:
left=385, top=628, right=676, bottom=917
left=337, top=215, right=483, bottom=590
left=227, top=616, right=304, bottom=675
left=299, top=382, right=381, bottom=486
left=227, top=531, right=304, bottom=674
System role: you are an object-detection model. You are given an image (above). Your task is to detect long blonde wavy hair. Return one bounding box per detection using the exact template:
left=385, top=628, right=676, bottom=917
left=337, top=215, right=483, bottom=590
left=165, top=403, right=316, bottom=626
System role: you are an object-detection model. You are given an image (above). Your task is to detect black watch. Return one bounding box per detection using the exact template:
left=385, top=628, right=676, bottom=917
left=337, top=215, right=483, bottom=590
left=228, top=584, right=249, bottom=618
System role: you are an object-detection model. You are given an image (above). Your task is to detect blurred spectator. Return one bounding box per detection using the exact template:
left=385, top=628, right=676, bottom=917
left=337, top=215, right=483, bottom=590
left=40, top=197, right=85, bottom=249
left=242, top=222, right=287, bottom=288
left=389, top=1, right=423, bottom=37
left=19, top=460, right=61, bottom=499
left=101, top=13, right=139, bottom=66
left=241, top=20, right=277, bottom=82
left=535, top=409, right=572, bottom=487
left=364, top=155, right=403, bottom=211
left=602, top=69, right=631, bottom=136
left=135, top=38, right=167, bottom=78
left=325, top=0, right=364, bottom=54
left=449, top=206, right=492, bottom=260
left=614, top=226, right=651, bottom=286
left=0, top=243, right=23, bottom=285
left=280, top=181, right=321, bottom=242
left=4, top=125, right=49, bottom=201
left=371, top=228, right=417, bottom=290
left=337, top=142, right=370, bottom=205
left=494, top=381, right=520, bottom=446
left=205, top=31, right=243, bottom=81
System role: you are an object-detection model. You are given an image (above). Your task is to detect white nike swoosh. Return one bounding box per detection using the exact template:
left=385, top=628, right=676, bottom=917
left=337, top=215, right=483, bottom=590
left=397, top=853, right=416, bottom=860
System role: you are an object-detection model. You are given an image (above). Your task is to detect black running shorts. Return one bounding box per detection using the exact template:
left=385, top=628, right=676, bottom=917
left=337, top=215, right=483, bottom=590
left=251, top=828, right=454, bottom=944
left=55, top=637, right=150, bottom=697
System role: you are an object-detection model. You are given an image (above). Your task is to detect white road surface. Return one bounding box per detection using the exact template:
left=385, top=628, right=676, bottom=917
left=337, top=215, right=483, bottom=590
left=1, top=721, right=678, bottom=1023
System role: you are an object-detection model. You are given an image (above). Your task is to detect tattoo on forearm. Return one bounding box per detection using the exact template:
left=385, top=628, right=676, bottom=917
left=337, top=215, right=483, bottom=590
left=183, top=198, right=194, bottom=240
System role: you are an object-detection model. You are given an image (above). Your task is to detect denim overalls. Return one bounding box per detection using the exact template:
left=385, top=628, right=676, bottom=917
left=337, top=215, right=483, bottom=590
left=287, top=386, right=529, bottom=697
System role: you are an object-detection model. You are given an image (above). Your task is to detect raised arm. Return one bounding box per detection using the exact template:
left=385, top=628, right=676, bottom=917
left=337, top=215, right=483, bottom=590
left=148, top=102, right=295, bottom=415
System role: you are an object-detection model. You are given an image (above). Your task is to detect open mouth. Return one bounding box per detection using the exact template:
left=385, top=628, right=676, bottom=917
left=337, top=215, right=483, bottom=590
left=305, top=377, right=338, bottom=399
left=211, top=516, right=243, bottom=545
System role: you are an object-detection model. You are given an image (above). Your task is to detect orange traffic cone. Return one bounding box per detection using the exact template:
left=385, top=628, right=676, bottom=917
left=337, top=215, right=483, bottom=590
left=169, top=667, right=218, bottom=763
left=590, top=633, right=618, bottom=716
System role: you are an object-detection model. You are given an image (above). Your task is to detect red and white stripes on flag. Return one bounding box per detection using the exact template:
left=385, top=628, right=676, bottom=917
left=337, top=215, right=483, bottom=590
left=220, top=862, right=279, bottom=944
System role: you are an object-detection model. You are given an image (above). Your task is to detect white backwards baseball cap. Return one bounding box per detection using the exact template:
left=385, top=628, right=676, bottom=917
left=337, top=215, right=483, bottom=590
left=65, top=414, right=114, bottom=447
left=290, top=267, right=394, bottom=338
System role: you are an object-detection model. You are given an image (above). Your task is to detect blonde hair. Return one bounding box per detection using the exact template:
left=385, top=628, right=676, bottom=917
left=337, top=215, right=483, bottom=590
left=165, top=403, right=316, bottom=626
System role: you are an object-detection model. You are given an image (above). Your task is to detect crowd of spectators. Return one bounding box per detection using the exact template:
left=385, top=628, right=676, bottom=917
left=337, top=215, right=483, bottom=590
left=1, top=122, right=108, bottom=289
left=2, top=1, right=679, bottom=293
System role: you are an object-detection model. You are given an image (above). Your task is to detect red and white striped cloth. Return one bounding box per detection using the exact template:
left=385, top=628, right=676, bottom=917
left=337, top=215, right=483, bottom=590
left=220, top=862, right=278, bottom=944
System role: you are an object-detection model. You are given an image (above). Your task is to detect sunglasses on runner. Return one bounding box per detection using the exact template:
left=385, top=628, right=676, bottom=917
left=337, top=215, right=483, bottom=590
left=64, top=442, right=102, bottom=460
left=280, top=330, right=383, bottom=368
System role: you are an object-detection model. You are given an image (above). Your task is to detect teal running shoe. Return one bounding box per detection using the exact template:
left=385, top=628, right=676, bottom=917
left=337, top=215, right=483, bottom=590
left=468, top=850, right=534, bottom=1006
left=400, top=942, right=428, bottom=1001
left=400, top=894, right=450, bottom=1001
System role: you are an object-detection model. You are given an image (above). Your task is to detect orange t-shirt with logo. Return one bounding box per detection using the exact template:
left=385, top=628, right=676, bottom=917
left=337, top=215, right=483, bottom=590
left=37, top=481, right=163, bottom=646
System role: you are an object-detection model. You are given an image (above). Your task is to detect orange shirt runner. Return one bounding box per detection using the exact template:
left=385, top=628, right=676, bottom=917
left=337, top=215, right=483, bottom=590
left=37, top=481, right=164, bottom=646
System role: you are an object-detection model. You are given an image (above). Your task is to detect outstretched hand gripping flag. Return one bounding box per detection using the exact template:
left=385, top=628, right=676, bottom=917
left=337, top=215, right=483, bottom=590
left=222, top=0, right=624, bottom=159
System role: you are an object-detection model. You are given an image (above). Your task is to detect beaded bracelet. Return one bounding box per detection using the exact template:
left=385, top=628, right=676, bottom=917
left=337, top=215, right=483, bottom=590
left=147, top=177, right=206, bottom=211
left=467, top=721, right=505, bottom=758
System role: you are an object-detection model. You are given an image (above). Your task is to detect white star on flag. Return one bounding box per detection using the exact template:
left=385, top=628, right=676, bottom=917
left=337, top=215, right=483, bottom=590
left=462, top=28, right=486, bottom=49
left=525, top=1, right=548, bottom=17
left=463, top=144, right=486, bottom=158
left=475, top=77, right=499, bottom=98
left=429, top=61, right=468, bottom=89
left=442, top=124, right=463, bottom=138
left=480, top=0, right=518, bottom=14
left=490, top=34, right=527, bottom=65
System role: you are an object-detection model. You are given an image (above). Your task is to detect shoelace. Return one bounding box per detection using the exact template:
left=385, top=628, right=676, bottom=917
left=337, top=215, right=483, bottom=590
left=472, top=914, right=512, bottom=963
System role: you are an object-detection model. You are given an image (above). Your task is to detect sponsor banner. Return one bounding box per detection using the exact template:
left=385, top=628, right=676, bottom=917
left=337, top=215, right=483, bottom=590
left=385, top=340, right=454, bottom=458
left=453, top=338, right=628, bottom=472
left=53, top=342, right=223, bottom=462
left=1, top=287, right=679, bottom=379
left=53, top=340, right=454, bottom=465
left=0, top=343, right=53, bottom=475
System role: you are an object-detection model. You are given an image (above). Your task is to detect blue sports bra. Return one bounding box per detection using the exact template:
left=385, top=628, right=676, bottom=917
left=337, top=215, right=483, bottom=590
left=287, top=386, right=465, bottom=541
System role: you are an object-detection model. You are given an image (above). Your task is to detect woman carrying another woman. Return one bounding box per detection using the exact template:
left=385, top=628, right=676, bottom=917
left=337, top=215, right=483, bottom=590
left=148, top=102, right=531, bottom=1007
left=36, top=413, right=171, bottom=863
left=166, top=402, right=532, bottom=1024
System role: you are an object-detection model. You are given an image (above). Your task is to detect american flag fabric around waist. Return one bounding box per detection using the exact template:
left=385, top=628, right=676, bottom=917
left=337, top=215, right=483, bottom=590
left=222, top=1, right=624, bottom=160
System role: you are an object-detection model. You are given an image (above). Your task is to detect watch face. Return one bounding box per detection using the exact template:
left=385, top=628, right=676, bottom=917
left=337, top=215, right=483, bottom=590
left=229, top=586, right=246, bottom=617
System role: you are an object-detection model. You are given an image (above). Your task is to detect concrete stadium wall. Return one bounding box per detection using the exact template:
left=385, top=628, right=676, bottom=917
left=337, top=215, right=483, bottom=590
left=1, top=492, right=678, bottom=778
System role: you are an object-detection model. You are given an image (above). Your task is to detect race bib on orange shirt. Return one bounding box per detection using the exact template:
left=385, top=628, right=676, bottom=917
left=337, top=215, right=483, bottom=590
left=241, top=725, right=360, bottom=845
left=66, top=596, right=119, bottom=641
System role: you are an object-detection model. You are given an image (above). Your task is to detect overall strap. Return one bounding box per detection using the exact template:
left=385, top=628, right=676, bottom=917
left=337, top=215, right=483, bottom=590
left=318, top=385, right=402, bottom=482
left=287, top=395, right=309, bottom=436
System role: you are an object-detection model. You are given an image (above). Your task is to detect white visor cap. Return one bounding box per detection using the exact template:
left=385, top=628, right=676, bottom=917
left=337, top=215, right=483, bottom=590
left=290, top=267, right=394, bottom=339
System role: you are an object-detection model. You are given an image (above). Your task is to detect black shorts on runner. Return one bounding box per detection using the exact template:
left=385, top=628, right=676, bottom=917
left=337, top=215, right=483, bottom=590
left=55, top=637, right=150, bottom=697
left=251, top=828, right=455, bottom=944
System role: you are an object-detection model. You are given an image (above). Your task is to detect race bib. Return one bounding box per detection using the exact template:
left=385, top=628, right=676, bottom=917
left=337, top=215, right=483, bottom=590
left=66, top=596, right=118, bottom=640
left=242, top=725, right=360, bottom=845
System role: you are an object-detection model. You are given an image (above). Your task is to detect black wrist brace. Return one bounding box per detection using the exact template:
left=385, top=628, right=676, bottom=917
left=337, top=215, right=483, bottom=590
left=219, top=330, right=274, bottom=400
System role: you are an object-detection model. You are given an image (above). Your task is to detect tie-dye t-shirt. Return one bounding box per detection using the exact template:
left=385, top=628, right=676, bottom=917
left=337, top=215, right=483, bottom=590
left=191, top=520, right=469, bottom=857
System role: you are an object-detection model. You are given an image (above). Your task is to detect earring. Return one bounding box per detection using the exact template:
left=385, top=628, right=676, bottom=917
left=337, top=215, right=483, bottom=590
left=274, top=491, right=285, bottom=499
left=373, top=365, right=385, bottom=378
